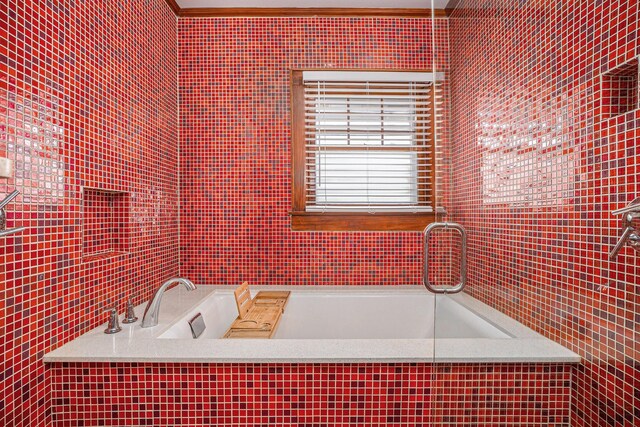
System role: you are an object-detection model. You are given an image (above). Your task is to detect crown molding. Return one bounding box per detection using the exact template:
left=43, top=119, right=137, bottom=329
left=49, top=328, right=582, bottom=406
left=164, top=0, right=181, bottom=15
left=164, top=2, right=447, bottom=18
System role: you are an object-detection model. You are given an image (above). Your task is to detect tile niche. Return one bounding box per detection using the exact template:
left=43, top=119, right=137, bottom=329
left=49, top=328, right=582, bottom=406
left=82, top=188, right=130, bottom=261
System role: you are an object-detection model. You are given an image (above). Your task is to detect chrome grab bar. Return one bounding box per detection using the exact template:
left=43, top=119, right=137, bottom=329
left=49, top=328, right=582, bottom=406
left=423, top=222, right=467, bottom=294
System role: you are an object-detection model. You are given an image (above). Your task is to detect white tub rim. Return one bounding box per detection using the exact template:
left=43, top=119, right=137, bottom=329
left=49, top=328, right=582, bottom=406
left=43, top=285, right=581, bottom=364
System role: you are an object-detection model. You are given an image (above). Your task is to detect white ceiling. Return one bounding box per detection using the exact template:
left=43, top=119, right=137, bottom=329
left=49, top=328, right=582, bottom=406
left=176, top=0, right=450, bottom=8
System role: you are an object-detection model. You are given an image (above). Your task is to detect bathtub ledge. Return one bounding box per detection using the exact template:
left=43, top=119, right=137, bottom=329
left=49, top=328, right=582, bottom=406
left=43, top=285, right=581, bottom=364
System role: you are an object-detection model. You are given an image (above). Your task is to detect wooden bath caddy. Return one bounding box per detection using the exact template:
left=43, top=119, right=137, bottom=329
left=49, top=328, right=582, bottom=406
left=223, top=282, right=290, bottom=339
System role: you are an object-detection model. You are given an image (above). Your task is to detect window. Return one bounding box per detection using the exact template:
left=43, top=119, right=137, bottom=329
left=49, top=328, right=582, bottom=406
left=290, top=70, right=441, bottom=231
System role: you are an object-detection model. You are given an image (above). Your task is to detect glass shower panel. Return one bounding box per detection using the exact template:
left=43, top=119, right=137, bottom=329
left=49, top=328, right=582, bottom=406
left=426, top=1, right=463, bottom=424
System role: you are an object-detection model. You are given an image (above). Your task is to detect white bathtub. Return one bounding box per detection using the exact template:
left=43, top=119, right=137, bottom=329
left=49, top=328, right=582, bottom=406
left=159, top=290, right=510, bottom=340
left=43, top=286, right=580, bottom=364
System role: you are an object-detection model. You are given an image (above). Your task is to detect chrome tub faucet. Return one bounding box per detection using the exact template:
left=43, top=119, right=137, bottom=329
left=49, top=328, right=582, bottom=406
left=141, top=278, right=197, bottom=328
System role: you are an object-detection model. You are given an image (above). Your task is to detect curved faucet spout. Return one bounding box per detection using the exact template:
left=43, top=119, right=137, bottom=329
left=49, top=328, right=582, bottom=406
left=141, top=278, right=197, bottom=328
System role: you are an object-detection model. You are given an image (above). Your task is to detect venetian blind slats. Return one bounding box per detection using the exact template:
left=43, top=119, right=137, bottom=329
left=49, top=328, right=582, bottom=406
left=302, top=79, right=437, bottom=212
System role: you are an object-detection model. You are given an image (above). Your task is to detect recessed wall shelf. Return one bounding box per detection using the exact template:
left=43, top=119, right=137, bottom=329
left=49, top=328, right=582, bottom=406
left=601, top=57, right=639, bottom=119
left=82, top=188, right=130, bottom=262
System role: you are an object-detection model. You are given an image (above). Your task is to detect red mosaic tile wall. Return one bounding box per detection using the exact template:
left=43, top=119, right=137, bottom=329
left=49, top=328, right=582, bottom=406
left=49, top=362, right=572, bottom=426
left=8, top=2, right=632, bottom=425
left=448, top=1, right=640, bottom=426
left=177, top=17, right=451, bottom=286
left=1, top=1, right=178, bottom=426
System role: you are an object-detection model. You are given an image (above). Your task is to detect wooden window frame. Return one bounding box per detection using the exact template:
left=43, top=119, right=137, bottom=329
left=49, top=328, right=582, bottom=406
left=290, top=70, right=437, bottom=232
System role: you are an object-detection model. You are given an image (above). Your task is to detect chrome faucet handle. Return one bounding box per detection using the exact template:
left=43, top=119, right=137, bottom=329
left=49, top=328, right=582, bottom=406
left=609, top=218, right=640, bottom=260
left=0, top=189, right=26, bottom=237
left=0, top=189, right=20, bottom=210
left=612, top=197, right=640, bottom=215
left=104, top=307, right=122, bottom=334
left=609, top=205, right=640, bottom=260
left=122, top=297, right=138, bottom=324
left=609, top=226, right=637, bottom=260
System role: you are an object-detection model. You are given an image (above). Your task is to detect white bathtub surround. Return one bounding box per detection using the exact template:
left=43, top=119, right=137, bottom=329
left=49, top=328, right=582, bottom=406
left=43, top=285, right=580, bottom=363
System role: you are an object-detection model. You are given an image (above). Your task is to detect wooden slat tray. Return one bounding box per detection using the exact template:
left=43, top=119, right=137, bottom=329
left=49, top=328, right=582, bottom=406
left=223, top=284, right=290, bottom=339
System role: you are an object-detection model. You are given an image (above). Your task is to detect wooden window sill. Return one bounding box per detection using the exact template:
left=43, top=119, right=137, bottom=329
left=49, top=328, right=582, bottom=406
left=290, top=212, right=436, bottom=232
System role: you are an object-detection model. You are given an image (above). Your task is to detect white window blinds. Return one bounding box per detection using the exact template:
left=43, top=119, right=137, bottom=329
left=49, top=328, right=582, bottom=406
left=301, top=71, right=440, bottom=213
